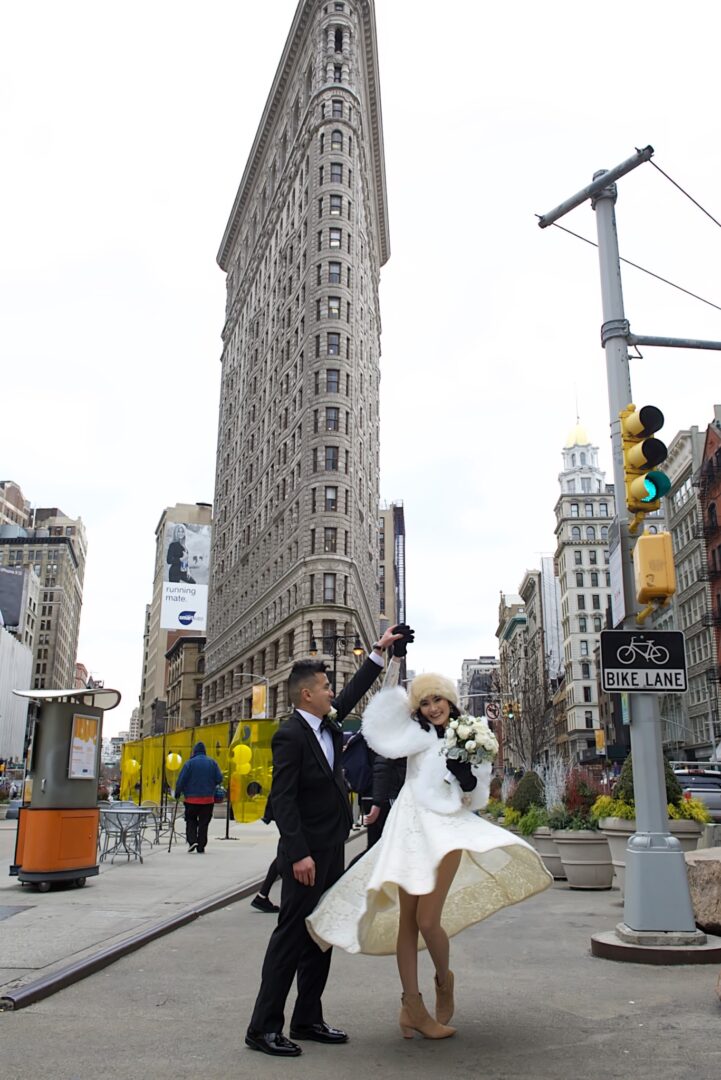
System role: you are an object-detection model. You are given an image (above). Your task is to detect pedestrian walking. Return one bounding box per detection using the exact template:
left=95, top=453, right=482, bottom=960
left=174, top=742, right=222, bottom=854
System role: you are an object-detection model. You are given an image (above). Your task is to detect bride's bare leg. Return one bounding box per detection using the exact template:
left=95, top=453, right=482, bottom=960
left=396, top=887, right=420, bottom=994
left=416, top=849, right=462, bottom=984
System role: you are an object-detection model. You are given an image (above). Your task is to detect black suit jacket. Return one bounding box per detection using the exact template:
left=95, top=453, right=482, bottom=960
left=269, top=656, right=383, bottom=863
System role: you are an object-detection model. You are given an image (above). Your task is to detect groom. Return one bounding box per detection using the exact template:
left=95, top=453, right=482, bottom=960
left=246, top=624, right=412, bottom=1057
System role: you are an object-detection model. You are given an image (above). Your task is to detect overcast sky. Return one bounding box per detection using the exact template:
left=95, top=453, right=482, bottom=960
left=2, top=1, right=720, bottom=736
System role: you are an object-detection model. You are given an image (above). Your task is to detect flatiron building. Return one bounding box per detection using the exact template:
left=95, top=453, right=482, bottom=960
left=204, top=0, right=389, bottom=722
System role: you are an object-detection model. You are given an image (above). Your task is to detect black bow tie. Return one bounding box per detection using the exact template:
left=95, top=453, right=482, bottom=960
left=319, top=717, right=335, bottom=734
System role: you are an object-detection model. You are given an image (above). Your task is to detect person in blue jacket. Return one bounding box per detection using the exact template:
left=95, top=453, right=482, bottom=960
left=174, top=742, right=223, bottom=854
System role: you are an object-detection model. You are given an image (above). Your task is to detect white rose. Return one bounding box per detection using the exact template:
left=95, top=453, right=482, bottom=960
left=457, top=724, right=470, bottom=740
left=465, top=740, right=476, bottom=751
left=449, top=719, right=459, bottom=729
left=446, top=731, right=457, bottom=745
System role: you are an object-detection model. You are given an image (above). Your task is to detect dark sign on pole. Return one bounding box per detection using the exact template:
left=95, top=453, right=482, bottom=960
left=600, top=630, right=687, bottom=694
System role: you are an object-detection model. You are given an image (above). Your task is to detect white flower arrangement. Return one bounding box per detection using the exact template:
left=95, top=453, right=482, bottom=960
left=327, top=707, right=338, bottom=722
left=441, top=715, right=499, bottom=766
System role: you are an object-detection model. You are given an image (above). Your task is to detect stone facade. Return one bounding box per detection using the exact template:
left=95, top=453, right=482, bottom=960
left=204, top=0, right=389, bottom=722
left=553, top=426, right=615, bottom=763
left=0, top=504, right=86, bottom=691
left=165, top=636, right=205, bottom=731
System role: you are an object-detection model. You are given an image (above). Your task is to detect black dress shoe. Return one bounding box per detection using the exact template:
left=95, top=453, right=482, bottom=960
left=245, top=1030, right=302, bottom=1056
left=289, top=1021, right=349, bottom=1044
left=251, top=895, right=280, bottom=914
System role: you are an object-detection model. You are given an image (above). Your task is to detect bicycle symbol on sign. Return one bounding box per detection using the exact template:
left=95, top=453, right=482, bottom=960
left=616, top=636, right=670, bottom=666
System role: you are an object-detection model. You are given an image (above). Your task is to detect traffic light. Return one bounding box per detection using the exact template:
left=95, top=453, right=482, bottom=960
left=619, top=404, right=671, bottom=515
left=633, top=530, right=676, bottom=604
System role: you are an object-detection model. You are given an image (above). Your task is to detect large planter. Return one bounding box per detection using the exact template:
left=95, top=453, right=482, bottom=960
left=600, top=817, right=703, bottom=893
left=531, top=826, right=566, bottom=880
left=552, top=829, right=613, bottom=890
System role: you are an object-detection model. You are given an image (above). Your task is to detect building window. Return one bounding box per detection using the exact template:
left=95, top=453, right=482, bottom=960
left=330, top=194, right=342, bottom=215
left=585, top=710, right=593, bottom=728
left=325, top=406, right=340, bottom=431
left=574, top=550, right=582, bottom=565
left=327, top=332, right=340, bottom=355
left=330, top=162, right=342, bottom=183
left=323, top=573, right=336, bottom=601
left=324, top=527, right=337, bottom=553
left=594, top=616, right=603, bottom=632
left=332, top=99, right=343, bottom=118
left=586, top=526, right=596, bottom=540
left=583, top=686, right=592, bottom=703
left=578, top=616, right=587, bottom=632
left=592, top=594, right=601, bottom=610
left=312, top=447, right=318, bottom=472
left=329, top=227, right=342, bottom=248
left=589, top=550, right=597, bottom=565
left=326, top=368, right=340, bottom=392
left=571, top=527, right=581, bottom=541
left=600, top=503, right=608, bottom=516
left=582, top=662, right=591, bottom=678
left=325, top=486, right=338, bottom=511
left=580, top=640, right=589, bottom=656
left=331, top=129, right=343, bottom=151
left=329, top=260, right=341, bottom=283
left=577, top=595, right=586, bottom=611
left=325, top=446, right=339, bottom=471
left=571, top=503, right=579, bottom=518
left=310, top=528, right=316, bottom=553
left=333, top=64, right=342, bottom=82
left=585, top=502, right=593, bottom=517
left=576, top=572, right=584, bottom=587
left=328, top=296, right=341, bottom=318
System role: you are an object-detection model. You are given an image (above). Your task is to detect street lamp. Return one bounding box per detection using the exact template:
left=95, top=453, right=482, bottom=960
left=309, top=629, right=364, bottom=693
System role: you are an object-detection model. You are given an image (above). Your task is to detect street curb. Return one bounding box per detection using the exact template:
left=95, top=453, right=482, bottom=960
left=0, top=828, right=368, bottom=1011
left=0, top=876, right=261, bottom=1012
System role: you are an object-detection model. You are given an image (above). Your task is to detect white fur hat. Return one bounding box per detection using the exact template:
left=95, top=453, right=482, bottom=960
left=408, top=672, right=459, bottom=713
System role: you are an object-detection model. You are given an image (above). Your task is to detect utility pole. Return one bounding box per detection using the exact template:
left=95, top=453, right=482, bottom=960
left=539, top=146, right=721, bottom=949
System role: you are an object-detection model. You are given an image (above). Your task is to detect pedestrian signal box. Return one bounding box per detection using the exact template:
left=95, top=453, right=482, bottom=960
left=633, top=531, right=676, bottom=604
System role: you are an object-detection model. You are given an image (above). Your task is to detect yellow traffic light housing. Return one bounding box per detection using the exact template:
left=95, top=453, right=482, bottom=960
left=619, top=404, right=671, bottom=517
left=633, top=530, right=676, bottom=604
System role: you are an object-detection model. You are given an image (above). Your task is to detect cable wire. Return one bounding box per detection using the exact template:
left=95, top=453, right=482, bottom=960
left=547, top=221, right=721, bottom=314
left=639, top=151, right=721, bottom=231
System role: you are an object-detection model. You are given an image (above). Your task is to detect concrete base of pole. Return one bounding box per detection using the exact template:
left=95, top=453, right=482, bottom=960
left=624, top=839, right=697, bottom=932
left=591, top=924, right=721, bottom=965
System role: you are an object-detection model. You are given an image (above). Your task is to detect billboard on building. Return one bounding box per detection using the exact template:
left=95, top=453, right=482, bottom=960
left=160, top=522, right=211, bottom=631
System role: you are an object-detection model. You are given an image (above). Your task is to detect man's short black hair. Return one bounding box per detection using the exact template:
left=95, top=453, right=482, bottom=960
left=288, top=660, right=328, bottom=706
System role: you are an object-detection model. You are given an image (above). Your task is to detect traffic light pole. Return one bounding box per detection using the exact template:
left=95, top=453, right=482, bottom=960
left=592, top=176, right=696, bottom=933
left=540, top=148, right=700, bottom=937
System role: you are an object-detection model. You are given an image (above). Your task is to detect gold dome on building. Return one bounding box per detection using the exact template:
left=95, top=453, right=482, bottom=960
left=565, top=422, right=590, bottom=448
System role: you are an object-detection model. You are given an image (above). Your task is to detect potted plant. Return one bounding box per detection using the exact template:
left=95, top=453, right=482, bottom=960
left=550, top=769, right=613, bottom=889
left=592, top=754, right=709, bottom=892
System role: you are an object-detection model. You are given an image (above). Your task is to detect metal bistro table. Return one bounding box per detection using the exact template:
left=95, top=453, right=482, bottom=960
left=99, top=806, right=154, bottom=863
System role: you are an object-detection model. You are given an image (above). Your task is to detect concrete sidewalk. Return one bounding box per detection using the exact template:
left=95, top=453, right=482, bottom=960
left=3, top=872, right=721, bottom=1080
left=0, top=810, right=290, bottom=1000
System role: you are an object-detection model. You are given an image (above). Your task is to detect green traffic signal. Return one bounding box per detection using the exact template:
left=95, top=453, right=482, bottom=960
left=639, top=470, right=672, bottom=503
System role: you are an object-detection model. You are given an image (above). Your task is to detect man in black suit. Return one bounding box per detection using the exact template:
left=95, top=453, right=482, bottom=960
left=245, top=624, right=411, bottom=1058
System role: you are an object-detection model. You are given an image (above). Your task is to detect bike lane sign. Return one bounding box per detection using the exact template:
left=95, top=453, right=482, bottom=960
left=600, top=630, right=687, bottom=694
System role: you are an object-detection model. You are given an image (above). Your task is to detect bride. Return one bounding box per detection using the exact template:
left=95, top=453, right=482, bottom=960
left=306, top=657, right=553, bottom=1040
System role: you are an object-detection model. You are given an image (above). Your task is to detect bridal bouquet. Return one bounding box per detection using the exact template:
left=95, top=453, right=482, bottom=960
left=441, top=715, right=499, bottom=766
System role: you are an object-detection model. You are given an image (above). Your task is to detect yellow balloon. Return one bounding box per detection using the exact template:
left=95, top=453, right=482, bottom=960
left=232, top=744, right=252, bottom=763
left=238, top=762, right=251, bottom=775
left=126, top=759, right=140, bottom=777
left=166, top=752, right=182, bottom=771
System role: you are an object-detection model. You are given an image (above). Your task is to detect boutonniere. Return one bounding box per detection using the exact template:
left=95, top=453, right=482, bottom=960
left=327, top=707, right=338, bottom=722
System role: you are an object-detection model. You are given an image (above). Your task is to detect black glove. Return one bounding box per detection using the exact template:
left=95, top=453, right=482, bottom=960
left=391, top=623, right=415, bottom=657
left=446, top=758, right=477, bottom=792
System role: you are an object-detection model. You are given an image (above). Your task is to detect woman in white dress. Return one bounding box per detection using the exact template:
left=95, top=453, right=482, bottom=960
left=306, top=661, right=553, bottom=1040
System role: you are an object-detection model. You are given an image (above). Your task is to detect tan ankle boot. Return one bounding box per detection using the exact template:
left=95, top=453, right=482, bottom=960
left=434, top=969, right=455, bottom=1024
left=399, top=992, right=456, bottom=1039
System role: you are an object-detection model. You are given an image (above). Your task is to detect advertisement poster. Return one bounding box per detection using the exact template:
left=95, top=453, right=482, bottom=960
left=69, top=714, right=99, bottom=780
left=160, top=522, right=211, bottom=631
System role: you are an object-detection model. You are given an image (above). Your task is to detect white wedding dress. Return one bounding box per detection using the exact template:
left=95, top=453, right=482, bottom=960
left=306, top=665, right=553, bottom=956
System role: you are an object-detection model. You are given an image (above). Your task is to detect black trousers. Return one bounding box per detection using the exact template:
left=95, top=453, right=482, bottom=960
left=249, top=843, right=345, bottom=1034
left=184, top=803, right=213, bottom=851
left=259, top=857, right=279, bottom=897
